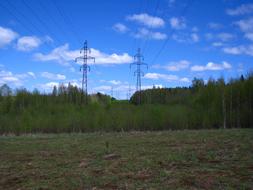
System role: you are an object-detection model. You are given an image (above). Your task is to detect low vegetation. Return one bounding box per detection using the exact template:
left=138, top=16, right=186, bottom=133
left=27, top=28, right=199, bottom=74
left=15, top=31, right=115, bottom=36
left=0, top=129, right=252, bottom=189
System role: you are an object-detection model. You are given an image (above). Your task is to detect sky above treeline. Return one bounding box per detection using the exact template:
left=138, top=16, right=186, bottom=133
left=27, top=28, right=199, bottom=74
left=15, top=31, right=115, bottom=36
left=0, top=0, right=253, bottom=99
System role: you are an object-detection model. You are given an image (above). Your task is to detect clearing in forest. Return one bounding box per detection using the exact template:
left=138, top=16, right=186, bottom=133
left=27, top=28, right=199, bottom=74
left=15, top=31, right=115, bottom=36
left=0, top=129, right=252, bottom=189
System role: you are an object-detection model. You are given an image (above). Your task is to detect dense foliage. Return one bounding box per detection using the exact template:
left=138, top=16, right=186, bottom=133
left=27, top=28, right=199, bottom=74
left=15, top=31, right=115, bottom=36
left=0, top=74, right=252, bottom=134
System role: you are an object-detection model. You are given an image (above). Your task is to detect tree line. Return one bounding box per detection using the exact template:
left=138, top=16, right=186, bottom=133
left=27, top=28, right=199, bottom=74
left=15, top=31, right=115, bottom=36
left=0, top=73, right=252, bottom=134
left=131, top=73, right=253, bottom=128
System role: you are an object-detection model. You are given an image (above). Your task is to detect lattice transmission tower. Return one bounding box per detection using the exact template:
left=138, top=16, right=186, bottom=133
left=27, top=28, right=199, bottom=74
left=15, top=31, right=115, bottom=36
left=130, top=48, right=148, bottom=104
left=75, top=40, right=95, bottom=104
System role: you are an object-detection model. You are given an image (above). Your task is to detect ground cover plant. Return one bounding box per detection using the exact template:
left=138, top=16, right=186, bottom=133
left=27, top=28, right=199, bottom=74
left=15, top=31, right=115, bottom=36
left=0, top=129, right=252, bottom=189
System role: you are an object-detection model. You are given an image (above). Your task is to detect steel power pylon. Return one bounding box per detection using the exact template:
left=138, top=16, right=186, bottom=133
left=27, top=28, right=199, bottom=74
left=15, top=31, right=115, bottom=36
left=75, top=40, right=95, bottom=104
left=130, top=48, right=148, bottom=104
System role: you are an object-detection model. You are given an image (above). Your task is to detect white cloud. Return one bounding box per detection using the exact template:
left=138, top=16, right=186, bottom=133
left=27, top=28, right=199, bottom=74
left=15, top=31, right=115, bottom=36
left=34, top=44, right=133, bottom=65
left=93, top=85, right=112, bottom=91
left=223, top=45, right=253, bottom=56
left=144, top=72, right=190, bottom=83
left=205, top=32, right=235, bottom=42
left=191, top=33, right=199, bottom=42
left=169, top=17, right=186, bottom=29
left=0, top=26, right=18, bottom=48
left=41, top=72, right=66, bottom=80
left=191, top=61, right=232, bottom=71
left=235, top=17, right=253, bottom=32
left=126, top=13, right=165, bottom=28
left=234, top=17, right=253, bottom=41
left=41, top=82, right=59, bottom=90
left=223, top=47, right=242, bottom=55
left=180, top=77, right=190, bottom=83
left=172, top=32, right=199, bottom=43
left=217, top=33, right=235, bottom=42
left=108, top=80, right=121, bottom=85
left=208, top=22, right=223, bottom=30
left=245, top=33, right=253, bottom=41
left=113, top=23, right=128, bottom=33
left=17, top=36, right=41, bottom=51
left=0, top=69, right=34, bottom=86
left=227, top=3, right=253, bottom=16
left=27, top=72, right=36, bottom=78
left=144, top=73, right=178, bottom=80
left=90, top=48, right=133, bottom=65
left=133, top=28, right=167, bottom=40
left=154, top=60, right=190, bottom=71
left=0, top=71, right=19, bottom=83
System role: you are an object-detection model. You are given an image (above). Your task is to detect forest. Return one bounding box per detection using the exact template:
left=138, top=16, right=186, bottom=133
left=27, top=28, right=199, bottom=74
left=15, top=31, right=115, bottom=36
left=0, top=73, right=252, bottom=134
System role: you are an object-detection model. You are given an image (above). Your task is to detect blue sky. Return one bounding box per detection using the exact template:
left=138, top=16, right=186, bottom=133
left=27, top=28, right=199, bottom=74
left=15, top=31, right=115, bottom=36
left=0, top=0, right=253, bottom=99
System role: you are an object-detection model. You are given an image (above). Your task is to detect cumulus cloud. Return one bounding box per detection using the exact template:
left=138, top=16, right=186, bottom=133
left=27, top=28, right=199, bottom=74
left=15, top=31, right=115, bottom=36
left=227, top=3, right=253, bottom=16
left=34, top=44, right=133, bottom=66
left=41, top=72, right=66, bottom=80
left=108, top=80, right=121, bottom=85
left=0, top=26, right=18, bottom=48
left=217, top=33, right=235, bottom=42
left=191, top=33, right=199, bottom=42
left=205, top=32, right=235, bottom=42
left=153, top=60, right=190, bottom=71
left=191, top=61, right=232, bottom=71
left=144, top=72, right=190, bottom=83
left=172, top=32, right=199, bottom=43
left=180, top=77, right=190, bottom=83
left=113, top=23, right=128, bottom=33
left=16, top=36, right=41, bottom=51
left=126, top=13, right=165, bottom=28
left=144, top=73, right=178, bottom=80
left=0, top=70, right=19, bottom=84
left=223, top=45, right=253, bottom=56
left=169, top=17, right=186, bottom=29
left=208, top=22, right=223, bottom=30
left=40, top=82, right=59, bottom=90
left=234, top=17, right=253, bottom=41
left=235, top=17, right=253, bottom=32
left=0, top=69, right=35, bottom=86
left=133, top=28, right=167, bottom=40
left=93, top=85, right=112, bottom=91
left=245, top=33, right=253, bottom=41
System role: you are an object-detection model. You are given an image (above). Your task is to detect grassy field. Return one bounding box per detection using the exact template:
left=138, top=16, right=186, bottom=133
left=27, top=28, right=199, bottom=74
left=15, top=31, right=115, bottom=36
left=0, top=129, right=252, bottom=190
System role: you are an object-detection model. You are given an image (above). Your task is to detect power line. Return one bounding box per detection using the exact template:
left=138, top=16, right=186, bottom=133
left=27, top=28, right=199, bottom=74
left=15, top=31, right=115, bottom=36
left=130, top=48, right=148, bottom=104
left=129, top=0, right=149, bottom=101
left=141, top=0, right=160, bottom=55
left=37, top=0, right=71, bottom=45
left=0, top=0, right=57, bottom=50
left=51, top=0, right=82, bottom=46
left=0, top=1, right=35, bottom=35
left=21, top=0, right=62, bottom=46
left=131, top=0, right=147, bottom=55
left=75, top=40, right=95, bottom=104
left=150, top=0, right=195, bottom=65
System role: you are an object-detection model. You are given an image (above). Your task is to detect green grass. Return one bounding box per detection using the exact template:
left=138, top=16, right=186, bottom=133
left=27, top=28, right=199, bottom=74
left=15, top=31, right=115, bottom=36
left=0, top=129, right=252, bottom=189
